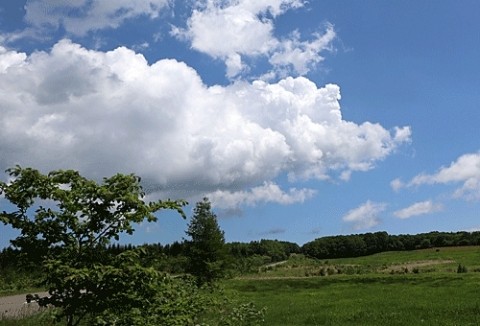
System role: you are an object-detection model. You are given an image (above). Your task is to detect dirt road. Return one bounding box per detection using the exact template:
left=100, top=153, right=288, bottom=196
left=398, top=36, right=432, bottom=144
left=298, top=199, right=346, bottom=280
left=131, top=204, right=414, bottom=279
left=0, top=292, right=49, bottom=318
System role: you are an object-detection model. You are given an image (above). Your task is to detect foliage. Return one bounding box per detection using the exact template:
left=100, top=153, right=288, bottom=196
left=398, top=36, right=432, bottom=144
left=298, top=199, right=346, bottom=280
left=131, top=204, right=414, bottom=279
left=0, top=268, right=42, bottom=295
left=0, top=308, right=55, bottom=326
left=186, top=198, right=228, bottom=285
left=302, top=231, right=480, bottom=260
left=192, top=288, right=266, bottom=326
left=230, top=255, right=272, bottom=275
left=228, top=240, right=300, bottom=263
left=89, top=270, right=209, bottom=326
left=0, top=166, right=187, bottom=325
left=457, top=263, right=468, bottom=273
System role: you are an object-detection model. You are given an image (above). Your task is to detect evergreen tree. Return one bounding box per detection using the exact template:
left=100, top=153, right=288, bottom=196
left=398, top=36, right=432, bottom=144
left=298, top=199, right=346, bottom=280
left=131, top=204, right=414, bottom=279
left=186, top=197, right=227, bottom=285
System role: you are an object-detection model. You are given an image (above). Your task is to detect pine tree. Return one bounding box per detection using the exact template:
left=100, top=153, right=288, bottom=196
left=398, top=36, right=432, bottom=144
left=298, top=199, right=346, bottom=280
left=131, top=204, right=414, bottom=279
left=186, top=197, right=227, bottom=285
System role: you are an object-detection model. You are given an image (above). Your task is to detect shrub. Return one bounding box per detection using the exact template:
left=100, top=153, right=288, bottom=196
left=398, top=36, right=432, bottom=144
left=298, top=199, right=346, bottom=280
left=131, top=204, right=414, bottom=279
left=457, top=264, right=468, bottom=273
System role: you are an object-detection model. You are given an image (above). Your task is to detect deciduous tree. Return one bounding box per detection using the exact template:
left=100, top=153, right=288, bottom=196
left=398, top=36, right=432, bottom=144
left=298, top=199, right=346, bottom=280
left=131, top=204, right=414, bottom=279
left=0, top=166, right=188, bottom=325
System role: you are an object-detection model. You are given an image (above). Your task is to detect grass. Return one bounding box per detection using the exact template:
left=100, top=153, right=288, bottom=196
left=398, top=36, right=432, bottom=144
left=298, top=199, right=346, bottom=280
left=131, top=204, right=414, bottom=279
left=244, top=246, right=480, bottom=279
left=3, top=246, right=480, bottom=325
left=0, top=308, right=54, bottom=326
left=224, top=246, right=480, bottom=325
left=225, top=274, right=480, bottom=325
left=0, top=288, right=46, bottom=297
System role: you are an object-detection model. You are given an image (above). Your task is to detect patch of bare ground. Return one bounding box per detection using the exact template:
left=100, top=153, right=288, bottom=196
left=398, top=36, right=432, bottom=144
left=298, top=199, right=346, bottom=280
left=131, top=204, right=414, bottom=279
left=0, top=292, right=49, bottom=318
left=264, top=261, right=288, bottom=268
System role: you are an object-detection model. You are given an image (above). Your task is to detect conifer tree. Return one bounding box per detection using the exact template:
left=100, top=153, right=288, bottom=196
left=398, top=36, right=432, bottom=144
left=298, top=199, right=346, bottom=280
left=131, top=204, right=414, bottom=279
left=186, top=197, right=227, bottom=285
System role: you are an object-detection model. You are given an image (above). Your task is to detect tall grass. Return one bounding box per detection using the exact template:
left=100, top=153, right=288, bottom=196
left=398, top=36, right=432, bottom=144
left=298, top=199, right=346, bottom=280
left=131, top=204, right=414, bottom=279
left=0, top=308, right=54, bottom=326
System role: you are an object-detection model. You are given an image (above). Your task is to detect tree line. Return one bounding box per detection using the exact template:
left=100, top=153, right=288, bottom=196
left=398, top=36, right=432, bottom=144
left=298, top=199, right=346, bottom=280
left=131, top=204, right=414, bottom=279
left=2, top=227, right=479, bottom=278
left=92, top=230, right=480, bottom=266
left=95, top=230, right=480, bottom=266
left=5, top=230, right=479, bottom=278
left=302, top=231, right=480, bottom=259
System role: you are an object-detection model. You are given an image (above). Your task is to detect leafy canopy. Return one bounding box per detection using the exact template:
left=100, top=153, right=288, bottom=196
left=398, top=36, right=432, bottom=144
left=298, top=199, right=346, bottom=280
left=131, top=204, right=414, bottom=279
left=0, top=166, right=188, bottom=325
left=0, top=166, right=186, bottom=252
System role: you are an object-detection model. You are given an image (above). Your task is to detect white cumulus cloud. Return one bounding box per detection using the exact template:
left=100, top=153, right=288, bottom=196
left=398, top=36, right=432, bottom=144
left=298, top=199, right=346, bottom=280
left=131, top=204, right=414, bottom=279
left=393, top=200, right=443, bottom=219
left=399, top=152, right=480, bottom=201
left=172, top=0, right=335, bottom=78
left=342, top=201, right=386, bottom=230
left=0, top=47, right=27, bottom=72
left=0, top=40, right=410, bottom=208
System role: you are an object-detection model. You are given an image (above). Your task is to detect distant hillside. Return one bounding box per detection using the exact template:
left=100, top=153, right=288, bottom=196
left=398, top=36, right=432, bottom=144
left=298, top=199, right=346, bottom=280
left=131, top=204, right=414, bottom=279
left=301, top=231, right=480, bottom=259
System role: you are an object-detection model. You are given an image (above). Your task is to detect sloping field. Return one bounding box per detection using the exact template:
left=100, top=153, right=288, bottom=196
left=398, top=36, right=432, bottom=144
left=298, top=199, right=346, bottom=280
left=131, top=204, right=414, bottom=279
left=226, top=246, right=480, bottom=325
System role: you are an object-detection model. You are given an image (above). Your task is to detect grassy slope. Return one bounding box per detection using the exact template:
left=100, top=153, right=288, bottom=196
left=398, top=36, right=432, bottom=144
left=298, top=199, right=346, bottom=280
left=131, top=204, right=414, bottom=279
left=225, top=246, right=480, bottom=326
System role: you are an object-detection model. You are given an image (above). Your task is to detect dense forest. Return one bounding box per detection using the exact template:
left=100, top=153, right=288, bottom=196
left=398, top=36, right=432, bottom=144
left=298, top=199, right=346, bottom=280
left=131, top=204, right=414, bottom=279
left=301, top=231, right=480, bottom=259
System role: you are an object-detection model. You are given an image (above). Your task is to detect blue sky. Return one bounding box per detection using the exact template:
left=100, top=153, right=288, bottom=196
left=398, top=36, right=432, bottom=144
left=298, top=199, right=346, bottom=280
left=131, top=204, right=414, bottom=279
left=0, top=0, right=479, bottom=247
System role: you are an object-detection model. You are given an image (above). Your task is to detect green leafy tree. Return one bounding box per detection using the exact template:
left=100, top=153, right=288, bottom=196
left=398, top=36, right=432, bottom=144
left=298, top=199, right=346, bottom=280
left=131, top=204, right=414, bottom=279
left=186, top=197, right=228, bottom=285
left=0, top=166, right=189, bottom=325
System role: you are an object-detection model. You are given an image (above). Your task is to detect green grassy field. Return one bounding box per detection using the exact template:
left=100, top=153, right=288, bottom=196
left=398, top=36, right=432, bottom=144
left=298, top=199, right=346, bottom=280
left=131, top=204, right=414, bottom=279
left=224, top=247, right=480, bottom=325
left=3, top=246, right=480, bottom=325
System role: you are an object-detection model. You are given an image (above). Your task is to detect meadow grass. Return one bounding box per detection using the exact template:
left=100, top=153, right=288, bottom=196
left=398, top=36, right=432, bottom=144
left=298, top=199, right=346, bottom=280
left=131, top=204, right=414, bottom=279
left=225, top=247, right=480, bottom=325
left=0, top=309, right=54, bottom=326
left=246, top=246, right=480, bottom=279
left=2, top=246, right=480, bottom=325
left=226, top=273, right=480, bottom=325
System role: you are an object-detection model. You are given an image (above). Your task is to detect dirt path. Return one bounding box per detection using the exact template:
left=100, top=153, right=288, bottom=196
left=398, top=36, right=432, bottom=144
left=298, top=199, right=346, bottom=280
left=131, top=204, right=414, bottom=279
left=264, top=260, right=288, bottom=268
left=0, top=292, right=49, bottom=318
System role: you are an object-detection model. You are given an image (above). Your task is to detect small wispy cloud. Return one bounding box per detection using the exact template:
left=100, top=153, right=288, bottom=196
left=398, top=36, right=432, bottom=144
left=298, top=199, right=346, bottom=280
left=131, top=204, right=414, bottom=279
left=393, top=200, right=444, bottom=219
left=390, top=178, right=404, bottom=192
left=260, top=227, right=287, bottom=236
left=307, top=226, right=322, bottom=235
left=393, top=152, right=480, bottom=201
left=342, top=200, right=386, bottom=231
left=24, top=0, right=170, bottom=36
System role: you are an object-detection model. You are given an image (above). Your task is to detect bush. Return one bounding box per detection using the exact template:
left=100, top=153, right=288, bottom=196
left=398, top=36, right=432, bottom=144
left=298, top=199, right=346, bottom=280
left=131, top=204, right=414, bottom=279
left=457, top=264, right=468, bottom=273
left=196, top=290, right=266, bottom=326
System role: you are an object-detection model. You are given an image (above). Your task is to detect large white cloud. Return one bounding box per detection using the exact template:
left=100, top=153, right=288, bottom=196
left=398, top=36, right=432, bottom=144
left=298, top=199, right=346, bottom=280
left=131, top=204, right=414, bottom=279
left=172, top=0, right=335, bottom=78
left=342, top=201, right=386, bottom=230
left=393, top=200, right=443, bottom=219
left=394, top=152, right=480, bottom=201
left=0, top=40, right=410, bottom=207
left=24, top=0, right=171, bottom=36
